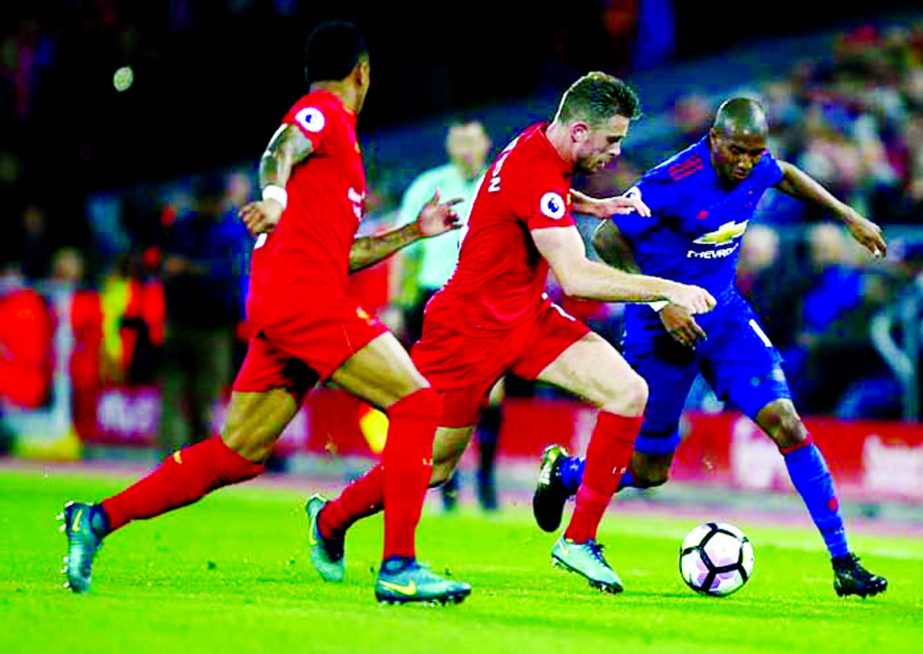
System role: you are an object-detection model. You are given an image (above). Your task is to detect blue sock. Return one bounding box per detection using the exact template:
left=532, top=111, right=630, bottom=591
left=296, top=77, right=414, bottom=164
left=558, top=456, right=584, bottom=494
left=616, top=468, right=635, bottom=492
left=783, top=442, right=849, bottom=558
left=559, top=456, right=635, bottom=494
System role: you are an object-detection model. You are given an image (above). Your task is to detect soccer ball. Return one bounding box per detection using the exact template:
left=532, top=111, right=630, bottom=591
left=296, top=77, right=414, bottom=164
left=679, top=522, right=754, bottom=596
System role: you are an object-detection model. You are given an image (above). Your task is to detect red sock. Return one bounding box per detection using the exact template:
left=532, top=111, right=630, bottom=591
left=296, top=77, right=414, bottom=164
left=565, top=412, right=642, bottom=543
left=318, top=463, right=384, bottom=540
left=101, top=435, right=264, bottom=532
left=381, top=388, right=440, bottom=560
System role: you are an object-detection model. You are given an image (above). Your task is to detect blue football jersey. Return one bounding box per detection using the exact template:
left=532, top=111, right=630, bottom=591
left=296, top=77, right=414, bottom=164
left=613, top=137, right=783, bottom=302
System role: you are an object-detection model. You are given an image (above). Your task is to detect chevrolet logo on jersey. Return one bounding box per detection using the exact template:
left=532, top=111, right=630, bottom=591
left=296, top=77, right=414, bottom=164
left=693, top=220, right=749, bottom=246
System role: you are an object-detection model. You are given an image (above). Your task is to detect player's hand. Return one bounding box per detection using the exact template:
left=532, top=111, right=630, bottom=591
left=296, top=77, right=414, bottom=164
left=239, top=199, right=284, bottom=237
left=659, top=304, right=708, bottom=348
left=842, top=209, right=887, bottom=259
left=417, top=189, right=463, bottom=237
left=585, top=194, right=651, bottom=219
left=664, top=283, right=716, bottom=316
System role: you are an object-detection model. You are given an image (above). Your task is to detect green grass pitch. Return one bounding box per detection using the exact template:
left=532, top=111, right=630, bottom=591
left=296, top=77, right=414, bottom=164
left=1, top=469, right=920, bottom=654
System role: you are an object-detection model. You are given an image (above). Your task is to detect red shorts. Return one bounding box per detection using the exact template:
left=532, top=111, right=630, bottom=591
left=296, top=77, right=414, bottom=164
left=411, top=301, right=590, bottom=427
left=232, top=290, right=387, bottom=400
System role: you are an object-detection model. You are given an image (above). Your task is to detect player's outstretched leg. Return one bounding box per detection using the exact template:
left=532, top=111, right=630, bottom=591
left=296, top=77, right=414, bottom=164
left=783, top=439, right=888, bottom=597
left=759, top=400, right=888, bottom=598
left=551, top=412, right=641, bottom=595
left=532, top=444, right=572, bottom=532
left=59, top=501, right=108, bottom=593
left=832, top=553, right=888, bottom=598
left=375, top=556, right=472, bottom=605
left=58, top=432, right=268, bottom=593
left=305, top=494, right=345, bottom=582
left=551, top=536, right=623, bottom=594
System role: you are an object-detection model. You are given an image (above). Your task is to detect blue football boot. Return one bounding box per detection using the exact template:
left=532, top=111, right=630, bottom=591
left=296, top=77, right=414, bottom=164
left=59, top=501, right=106, bottom=593
left=551, top=536, right=624, bottom=594
left=305, top=494, right=345, bottom=583
left=375, top=557, right=472, bottom=606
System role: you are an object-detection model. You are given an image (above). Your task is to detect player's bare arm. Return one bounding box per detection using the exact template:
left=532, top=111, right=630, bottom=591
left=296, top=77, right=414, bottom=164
left=238, top=125, right=314, bottom=236
left=591, top=220, right=641, bottom=273
left=349, top=190, right=462, bottom=272
left=532, top=225, right=716, bottom=314
left=592, top=221, right=707, bottom=347
left=571, top=189, right=651, bottom=219
left=775, top=160, right=886, bottom=258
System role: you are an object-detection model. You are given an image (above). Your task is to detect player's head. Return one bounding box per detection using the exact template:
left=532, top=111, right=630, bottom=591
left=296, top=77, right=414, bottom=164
left=709, top=97, right=769, bottom=186
left=304, top=21, right=371, bottom=110
left=553, top=72, right=641, bottom=174
left=445, top=116, right=491, bottom=181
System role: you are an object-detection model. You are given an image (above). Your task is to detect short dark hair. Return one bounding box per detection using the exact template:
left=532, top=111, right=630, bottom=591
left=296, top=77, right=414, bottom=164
left=446, top=113, right=485, bottom=129
left=304, top=20, right=368, bottom=85
left=557, top=72, right=642, bottom=125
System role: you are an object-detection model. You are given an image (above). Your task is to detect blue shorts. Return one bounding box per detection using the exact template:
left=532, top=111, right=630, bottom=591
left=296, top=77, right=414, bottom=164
left=622, top=293, right=790, bottom=455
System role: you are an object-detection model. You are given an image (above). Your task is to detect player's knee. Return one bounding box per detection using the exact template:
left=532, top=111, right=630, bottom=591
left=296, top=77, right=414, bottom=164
left=602, top=371, right=648, bottom=416
left=762, top=406, right=807, bottom=450
left=774, top=419, right=808, bottom=450
left=221, top=427, right=274, bottom=464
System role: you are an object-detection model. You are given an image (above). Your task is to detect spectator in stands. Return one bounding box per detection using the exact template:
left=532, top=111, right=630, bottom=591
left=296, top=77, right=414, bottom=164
left=158, top=175, right=244, bottom=456
left=836, top=240, right=923, bottom=420
left=0, top=255, right=53, bottom=410
left=788, top=224, right=889, bottom=414
left=98, top=252, right=164, bottom=387
left=48, top=247, right=104, bottom=434
left=20, top=204, right=53, bottom=281
left=216, top=169, right=255, bottom=370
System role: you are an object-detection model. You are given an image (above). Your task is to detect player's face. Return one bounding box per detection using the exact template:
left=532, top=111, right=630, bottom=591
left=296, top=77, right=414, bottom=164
left=709, top=129, right=767, bottom=185
left=355, top=56, right=371, bottom=113
left=574, top=114, right=630, bottom=175
left=446, top=122, right=491, bottom=180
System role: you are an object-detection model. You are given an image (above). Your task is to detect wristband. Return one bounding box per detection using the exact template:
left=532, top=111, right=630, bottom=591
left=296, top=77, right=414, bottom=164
left=262, top=184, right=288, bottom=210
left=648, top=300, right=669, bottom=312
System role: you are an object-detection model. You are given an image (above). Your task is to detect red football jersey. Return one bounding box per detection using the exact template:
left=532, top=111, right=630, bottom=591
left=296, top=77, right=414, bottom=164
left=424, top=123, right=575, bottom=334
left=250, top=90, right=366, bottom=294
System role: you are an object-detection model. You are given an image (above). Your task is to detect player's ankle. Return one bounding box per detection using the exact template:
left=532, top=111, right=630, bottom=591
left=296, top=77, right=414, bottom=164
left=381, top=555, right=415, bottom=573
left=90, top=504, right=111, bottom=538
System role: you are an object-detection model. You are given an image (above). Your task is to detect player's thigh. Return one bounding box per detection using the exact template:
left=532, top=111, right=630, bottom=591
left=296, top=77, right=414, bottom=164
left=221, top=389, right=300, bottom=462
left=330, top=331, right=429, bottom=409
left=533, top=331, right=648, bottom=415
left=224, top=335, right=318, bottom=462
left=627, top=347, right=700, bottom=457
left=705, top=312, right=791, bottom=422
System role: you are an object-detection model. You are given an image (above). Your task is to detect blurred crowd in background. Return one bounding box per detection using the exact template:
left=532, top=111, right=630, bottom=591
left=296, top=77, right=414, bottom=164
left=2, top=3, right=923, bottom=464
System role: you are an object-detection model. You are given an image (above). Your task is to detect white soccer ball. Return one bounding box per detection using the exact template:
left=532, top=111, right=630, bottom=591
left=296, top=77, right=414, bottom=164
left=679, top=522, right=754, bottom=596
